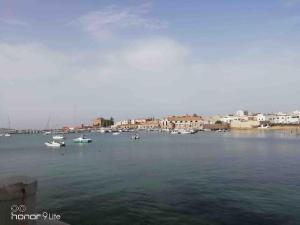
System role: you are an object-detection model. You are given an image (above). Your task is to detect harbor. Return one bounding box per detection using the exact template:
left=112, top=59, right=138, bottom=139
left=0, top=131, right=300, bottom=225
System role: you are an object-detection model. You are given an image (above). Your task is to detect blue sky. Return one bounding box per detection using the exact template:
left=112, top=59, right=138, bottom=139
left=0, top=0, right=300, bottom=128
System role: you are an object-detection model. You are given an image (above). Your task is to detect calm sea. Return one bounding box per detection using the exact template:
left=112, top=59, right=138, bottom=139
left=0, top=131, right=299, bottom=225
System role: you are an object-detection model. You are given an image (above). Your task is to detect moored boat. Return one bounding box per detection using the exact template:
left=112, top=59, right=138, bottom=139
left=73, top=135, right=92, bottom=143
left=45, top=141, right=65, bottom=147
left=131, top=134, right=140, bottom=140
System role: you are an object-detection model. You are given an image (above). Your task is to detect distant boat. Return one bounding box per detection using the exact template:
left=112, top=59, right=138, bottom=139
left=53, top=135, right=64, bottom=141
left=112, top=132, right=120, bottom=135
left=45, top=141, right=65, bottom=147
left=43, top=131, right=51, bottom=135
left=179, top=130, right=191, bottom=134
left=258, top=125, right=270, bottom=129
left=73, top=135, right=92, bottom=143
left=170, top=130, right=179, bottom=134
left=98, top=129, right=108, bottom=133
left=4, top=133, right=11, bottom=137
left=131, top=134, right=140, bottom=140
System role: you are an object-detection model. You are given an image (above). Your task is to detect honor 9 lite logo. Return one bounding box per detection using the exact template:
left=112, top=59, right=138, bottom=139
left=11, top=205, right=61, bottom=221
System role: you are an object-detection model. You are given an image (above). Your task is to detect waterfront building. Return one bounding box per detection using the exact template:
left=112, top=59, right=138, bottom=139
left=137, top=120, right=160, bottom=129
left=255, top=112, right=300, bottom=125
left=160, top=115, right=204, bottom=130
left=220, top=115, right=240, bottom=124
left=92, top=117, right=114, bottom=128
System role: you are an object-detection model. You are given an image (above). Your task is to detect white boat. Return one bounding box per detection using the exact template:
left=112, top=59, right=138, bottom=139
left=98, top=129, right=107, bottom=133
left=112, top=132, right=120, bottom=135
left=179, top=130, right=191, bottom=134
left=43, top=131, right=51, bottom=135
left=45, top=141, right=65, bottom=147
left=258, top=125, right=270, bottom=129
left=4, top=133, right=11, bottom=137
left=73, top=135, right=92, bottom=143
left=53, top=135, right=64, bottom=141
left=170, top=130, right=179, bottom=134
left=131, top=134, right=140, bottom=140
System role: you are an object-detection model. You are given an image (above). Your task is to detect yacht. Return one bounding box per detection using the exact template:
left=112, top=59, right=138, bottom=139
left=4, top=133, right=11, bottom=137
left=45, top=141, right=65, bottom=147
left=73, top=135, right=92, bottom=143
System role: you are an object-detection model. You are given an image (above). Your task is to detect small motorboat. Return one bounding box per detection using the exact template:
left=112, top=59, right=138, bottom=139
left=73, top=135, right=92, bottom=143
left=112, top=132, right=120, bottom=135
left=43, top=131, right=51, bottom=135
left=131, top=134, right=140, bottom=140
left=179, top=130, right=191, bottom=134
left=170, top=130, right=179, bottom=134
left=4, top=133, right=11, bottom=137
left=45, top=141, right=65, bottom=147
left=53, top=135, right=64, bottom=141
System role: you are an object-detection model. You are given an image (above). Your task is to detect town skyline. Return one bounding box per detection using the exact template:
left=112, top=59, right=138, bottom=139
left=1, top=0, right=300, bottom=128
left=1, top=108, right=300, bottom=130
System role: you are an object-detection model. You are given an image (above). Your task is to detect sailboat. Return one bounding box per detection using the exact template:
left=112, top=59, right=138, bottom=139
left=43, top=117, right=51, bottom=135
left=4, top=116, right=11, bottom=137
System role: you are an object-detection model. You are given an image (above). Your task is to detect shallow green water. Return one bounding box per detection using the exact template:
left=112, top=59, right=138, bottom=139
left=0, top=132, right=299, bottom=225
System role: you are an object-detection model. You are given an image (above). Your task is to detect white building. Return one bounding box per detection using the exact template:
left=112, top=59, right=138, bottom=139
left=221, top=115, right=240, bottom=123
left=256, top=113, right=266, bottom=122
left=236, top=110, right=248, bottom=117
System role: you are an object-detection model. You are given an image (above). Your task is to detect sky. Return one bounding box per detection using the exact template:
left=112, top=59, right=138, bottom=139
left=0, top=0, right=300, bottom=129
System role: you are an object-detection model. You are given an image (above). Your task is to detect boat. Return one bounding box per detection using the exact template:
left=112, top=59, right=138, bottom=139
left=258, top=124, right=270, bottom=129
left=131, top=134, right=140, bottom=140
left=43, top=131, right=51, bottom=135
left=170, top=130, right=179, bottom=134
left=190, top=129, right=198, bottom=134
left=98, top=129, right=107, bottom=133
left=53, top=135, right=64, bottom=141
left=73, top=135, right=92, bottom=143
left=112, top=132, right=120, bottom=135
left=179, top=130, right=191, bottom=134
left=4, top=133, right=11, bottom=137
left=45, top=141, right=65, bottom=147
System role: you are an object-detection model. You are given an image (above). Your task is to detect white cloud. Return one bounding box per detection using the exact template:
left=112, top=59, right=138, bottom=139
left=74, top=4, right=168, bottom=39
left=1, top=37, right=300, bottom=128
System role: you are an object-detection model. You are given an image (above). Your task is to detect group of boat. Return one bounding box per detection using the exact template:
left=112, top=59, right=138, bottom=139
left=0, top=133, right=11, bottom=137
left=170, top=129, right=198, bottom=135
left=45, top=135, right=92, bottom=148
